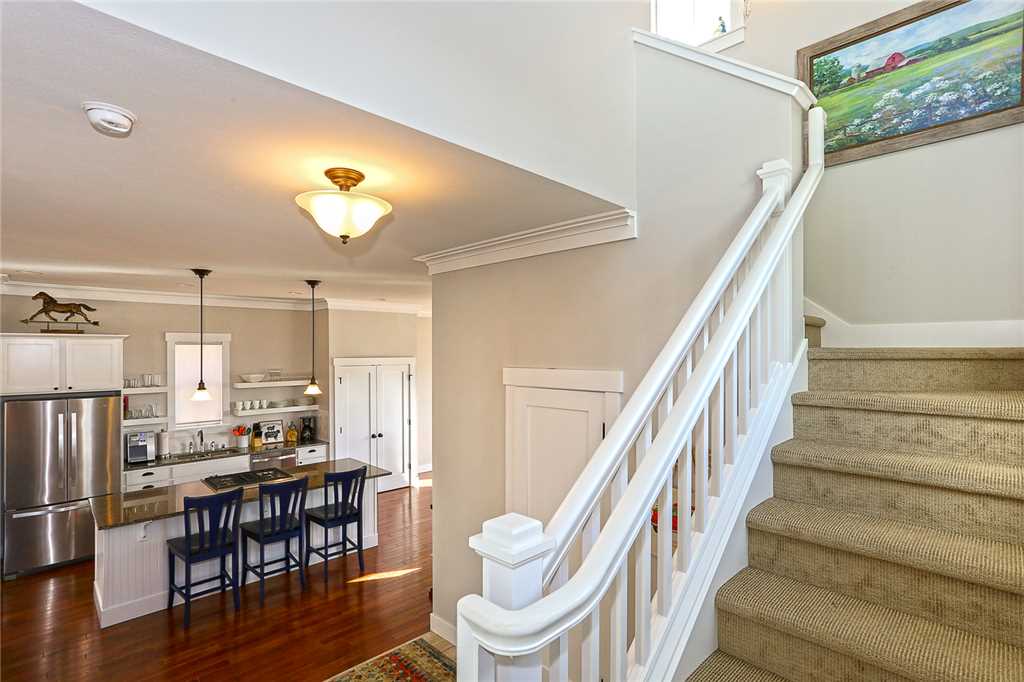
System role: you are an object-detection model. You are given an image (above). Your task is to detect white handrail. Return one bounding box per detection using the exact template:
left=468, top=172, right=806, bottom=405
left=541, top=173, right=782, bottom=585
left=458, top=106, right=825, bottom=667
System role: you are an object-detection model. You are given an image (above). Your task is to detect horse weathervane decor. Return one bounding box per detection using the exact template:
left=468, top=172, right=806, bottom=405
left=21, top=292, right=101, bottom=333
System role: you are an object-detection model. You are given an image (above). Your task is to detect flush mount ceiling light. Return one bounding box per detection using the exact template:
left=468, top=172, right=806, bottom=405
left=295, top=168, right=392, bottom=244
left=191, top=268, right=212, bottom=402
left=81, top=101, right=136, bottom=137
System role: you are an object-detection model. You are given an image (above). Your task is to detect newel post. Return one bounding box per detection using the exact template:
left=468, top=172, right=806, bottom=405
left=464, top=513, right=555, bottom=682
left=757, top=159, right=793, bottom=215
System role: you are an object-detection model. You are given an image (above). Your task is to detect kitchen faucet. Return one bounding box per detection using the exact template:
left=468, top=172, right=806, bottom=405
left=197, top=430, right=205, bottom=451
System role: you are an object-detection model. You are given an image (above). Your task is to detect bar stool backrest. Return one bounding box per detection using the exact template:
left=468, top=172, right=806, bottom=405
left=257, top=477, right=308, bottom=536
left=324, top=466, right=366, bottom=519
left=183, top=487, right=243, bottom=557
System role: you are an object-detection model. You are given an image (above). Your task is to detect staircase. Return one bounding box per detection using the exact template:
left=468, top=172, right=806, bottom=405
left=690, top=348, right=1024, bottom=681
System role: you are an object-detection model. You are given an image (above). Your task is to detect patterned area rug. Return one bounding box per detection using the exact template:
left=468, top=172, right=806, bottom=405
left=327, top=638, right=456, bottom=681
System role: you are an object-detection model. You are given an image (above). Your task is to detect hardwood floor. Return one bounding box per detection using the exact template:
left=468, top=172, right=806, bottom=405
left=1, top=480, right=433, bottom=681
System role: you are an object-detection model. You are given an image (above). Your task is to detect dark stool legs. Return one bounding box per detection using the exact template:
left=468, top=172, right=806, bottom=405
left=304, top=466, right=367, bottom=586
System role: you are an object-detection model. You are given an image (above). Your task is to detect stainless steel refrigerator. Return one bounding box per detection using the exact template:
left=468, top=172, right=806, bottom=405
left=2, top=394, right=120, bottom=575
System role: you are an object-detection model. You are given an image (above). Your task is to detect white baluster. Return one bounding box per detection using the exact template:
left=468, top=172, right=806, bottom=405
left=458, top=613, right=496, bottom=682
left=738, top=325, right=750, bottom=434
left=656, top=476, right=673, bottom=615
left=676, top=435, right=693, bottom=572
left=634, top=512, right=652, bottom=665
left=750, top=306, right=762, bottom=409
left=763, top=286, right=772, bottom=384
left=709, top=375, right=724, bottom=496
left=581, top=510, right=601, bottom=682
left=609, top=465, right=629, bottom=681
left=658, top=376, right=674, bottom=436
left=548, top=561, right=569, bottom=682
left=467, top=513, right=555, bottom=682
left=725, top=349, right=738, bottom=465
left=693, top=405, right=708, bottom=532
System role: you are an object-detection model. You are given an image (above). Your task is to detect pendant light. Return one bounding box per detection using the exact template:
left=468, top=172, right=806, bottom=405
left=304, top=279, right=323, bottom=396
left=190, top=268, right=213, bottom=401
left=295, top=168, right=392, bottom=244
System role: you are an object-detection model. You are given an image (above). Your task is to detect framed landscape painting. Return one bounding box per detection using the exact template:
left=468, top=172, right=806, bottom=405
left=797, top=0, right=1024, bottom=165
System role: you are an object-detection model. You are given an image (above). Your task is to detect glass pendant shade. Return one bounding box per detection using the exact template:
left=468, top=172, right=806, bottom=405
left=295, top=190, right=391, bottom=242
left=191, top=382, right=212, bottom=401
left=304, top=379, right=322, bottom=396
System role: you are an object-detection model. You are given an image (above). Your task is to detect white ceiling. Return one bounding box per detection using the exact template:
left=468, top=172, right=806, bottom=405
left=0, top=2, right=618, bottom=305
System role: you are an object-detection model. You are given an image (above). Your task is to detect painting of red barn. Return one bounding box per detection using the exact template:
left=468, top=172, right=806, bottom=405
left=798, top=0, right=1024, bottom=165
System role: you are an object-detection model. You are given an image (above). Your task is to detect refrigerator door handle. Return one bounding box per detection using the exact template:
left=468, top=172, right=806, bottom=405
left=69, top=411, right=78, bottom=488
left=57, top=412, right=66, bottom=490
left=11, top=501, right=91, bottom=518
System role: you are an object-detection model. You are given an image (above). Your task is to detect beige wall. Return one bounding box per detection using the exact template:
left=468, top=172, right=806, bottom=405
left=1, top=294, right=312, bottom=378
left=430, top=44, right=805, bottom=626
left=328, top=309, right=417, bottom=358
left=416, top=317, right=433, bottom=471
left=726, top=0, right=1024, bottom=324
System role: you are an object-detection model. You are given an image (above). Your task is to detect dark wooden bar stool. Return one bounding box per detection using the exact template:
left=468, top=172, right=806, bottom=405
left=305, top=466, right=367, bottom=585
left=241, top=477, right=308, bottom=605
left=166, top=487, right=244, bottom=629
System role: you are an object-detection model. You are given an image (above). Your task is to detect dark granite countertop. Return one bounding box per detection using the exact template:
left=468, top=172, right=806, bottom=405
left=93, top=457, right=390, bottom=530
left=124, top=440, right=330, bottom=471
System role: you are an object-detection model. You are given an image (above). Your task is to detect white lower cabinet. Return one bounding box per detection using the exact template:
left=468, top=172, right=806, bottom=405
left=296, top=444, right=327, bottom=466
left=122, top=455, right=250, bottom=490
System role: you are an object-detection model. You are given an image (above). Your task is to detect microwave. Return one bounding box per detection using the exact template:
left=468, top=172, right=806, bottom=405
left=125, top=431, right=156, bottom=465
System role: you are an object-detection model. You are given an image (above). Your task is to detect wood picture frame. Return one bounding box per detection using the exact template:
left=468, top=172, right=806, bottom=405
left=797, top=0, right=1024, bottom=166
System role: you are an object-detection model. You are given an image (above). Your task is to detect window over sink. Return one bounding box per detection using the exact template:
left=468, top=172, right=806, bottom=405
left=166, top=332, right=231, bottom=429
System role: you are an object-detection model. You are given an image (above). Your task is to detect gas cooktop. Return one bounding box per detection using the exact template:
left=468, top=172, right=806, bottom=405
left=203, top=467, right=292, bottom=491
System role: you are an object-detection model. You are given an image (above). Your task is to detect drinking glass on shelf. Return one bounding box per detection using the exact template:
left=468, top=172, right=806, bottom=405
left=153, top=374, right=163, bottom=387
left=144, top=404, right=155, bottom=419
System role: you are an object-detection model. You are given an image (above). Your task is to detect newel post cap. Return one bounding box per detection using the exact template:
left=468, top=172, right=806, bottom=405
left=469, top=513, right=555, bottom=568
left=757, top=159, right=793, bottom=214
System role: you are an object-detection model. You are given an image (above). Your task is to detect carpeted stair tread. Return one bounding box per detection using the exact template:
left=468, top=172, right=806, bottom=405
left=687, top=651, right=787, bottom=681
left=717, top=568, right=1024, bottom=681
left=793, top=390, right=1024, bottom=421
left=808, top=348, right=1024, bottom=360
left=747, top=498, right=1024, bottom=594
left=772, top=438, right=1024, bottom=500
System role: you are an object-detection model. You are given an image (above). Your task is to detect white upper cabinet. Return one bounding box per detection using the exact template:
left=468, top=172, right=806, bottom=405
left=64, top=337, right=124, bottom=391
left=0, top=336, right=63, bottom=394
left=0, top=334, right=126, bottom=395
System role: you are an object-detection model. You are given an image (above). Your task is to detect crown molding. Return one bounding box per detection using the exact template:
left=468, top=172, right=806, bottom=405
left=1, top=281, right=426, bottom=315
left=632, top=29, right=816, bottom=111
left=414, top=209, right=636, bottom=276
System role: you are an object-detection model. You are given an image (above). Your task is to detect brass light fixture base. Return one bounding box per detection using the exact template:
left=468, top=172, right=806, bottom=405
left=324, top=168, right=365, bottom=192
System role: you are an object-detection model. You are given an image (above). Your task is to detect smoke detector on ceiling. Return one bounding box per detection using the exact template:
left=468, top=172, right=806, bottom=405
left=81, top=101, right=136, bottom=137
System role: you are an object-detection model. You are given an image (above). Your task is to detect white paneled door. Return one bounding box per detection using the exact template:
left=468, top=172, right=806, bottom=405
left=506, top=385, right=611, bottom=524
left=335, top=365, right=376, bottom=465
left=376, top=363, right=411, bottom=492
left=334, top=358, right=414, bottom=493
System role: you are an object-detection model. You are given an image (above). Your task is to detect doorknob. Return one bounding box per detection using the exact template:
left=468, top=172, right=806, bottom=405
left=377, top=432, right=383, bottom=438
left=370, top=434, right=377, bottom=439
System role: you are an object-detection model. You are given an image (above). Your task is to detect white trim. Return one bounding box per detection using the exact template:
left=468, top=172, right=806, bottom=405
left=632, top=29, right=816, bottom=111
left=699, top=26, right=745, bottom=53
left=648, top=341, right=806, bottom=680
left=324, top=298, right=422, bottom=315
left=165, top=332, right=232, bottom=430
left=431, top=612, right=457, bottom=645
left=1, top=280, right=427, bottom=315
left=417, top=462, right=432, bottom=474
left=332, top=356, right=416, bottom=368
left=417, top=310, right=433, bottom=319
left=805, top=297, right=1024, bottom=347
left=413, top=209, right=636, bottom=276
left=502, top=367, right=624, bottom=394
left=0, top=332, right=128, bottom=338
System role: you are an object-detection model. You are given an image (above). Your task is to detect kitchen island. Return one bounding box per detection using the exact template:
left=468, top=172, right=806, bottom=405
left=90, top=457, right=391, bottom=628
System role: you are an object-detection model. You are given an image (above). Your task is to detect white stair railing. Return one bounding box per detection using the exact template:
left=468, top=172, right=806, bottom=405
left=457, top=106, right=825, bottom=681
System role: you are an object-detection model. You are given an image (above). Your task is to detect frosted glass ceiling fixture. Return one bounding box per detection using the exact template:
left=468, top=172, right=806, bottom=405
left=190, top=268, right=213, bottom=402
left=295, top=168, right=392, bottom=244
left=304, top=279, right=323, bottom=396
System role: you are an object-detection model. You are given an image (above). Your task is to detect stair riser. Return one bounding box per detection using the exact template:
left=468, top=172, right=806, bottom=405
left=749, top=530, right=1024, bottom=648
left=773, top=463, right=1024, bottom=544
left=809, top=359, right=1024, bottom=392
left=717, top=611, right=907, bottom=681
left=793, top=404, right=1024, bottom=465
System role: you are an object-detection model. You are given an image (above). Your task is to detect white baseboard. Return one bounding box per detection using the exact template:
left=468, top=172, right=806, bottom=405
left=805, top=298, right=1024, bottom=347
left=417, top=462, right=432, bottom=474
left=430, top=612, right=456, bottom=645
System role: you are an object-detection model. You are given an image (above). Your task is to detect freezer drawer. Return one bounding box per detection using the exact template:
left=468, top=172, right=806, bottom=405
left=3, top=500, right=94, bottom=575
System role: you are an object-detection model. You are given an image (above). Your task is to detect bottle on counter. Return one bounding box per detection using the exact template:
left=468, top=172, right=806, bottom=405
left=286, top=421, right=298, bottom=445
left=251, top=422, right=263, bottom=449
